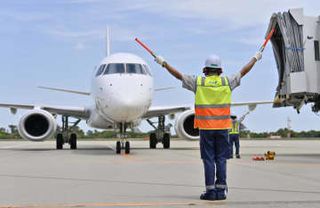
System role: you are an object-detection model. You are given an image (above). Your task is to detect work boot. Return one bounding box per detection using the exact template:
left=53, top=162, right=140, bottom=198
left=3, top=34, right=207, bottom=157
left=200, top=189, right=217, bottom=201
left=236, top=154, right=241, bottom=159
left=215, top=188, right=227, bottom=200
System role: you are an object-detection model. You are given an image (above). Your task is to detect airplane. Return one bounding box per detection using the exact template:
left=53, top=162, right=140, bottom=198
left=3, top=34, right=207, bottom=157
left=0, top=30, right=273, bottom=154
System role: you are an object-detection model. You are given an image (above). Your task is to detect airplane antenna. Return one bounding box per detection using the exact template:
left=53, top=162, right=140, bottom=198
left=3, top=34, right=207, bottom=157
left=106, top=26, right=111, bottom=56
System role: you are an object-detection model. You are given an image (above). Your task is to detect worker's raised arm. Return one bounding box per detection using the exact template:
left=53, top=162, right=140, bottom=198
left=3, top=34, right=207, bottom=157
left=155, top=56, right=183, bottom=80
left=240, top=52, right=262, bottom=78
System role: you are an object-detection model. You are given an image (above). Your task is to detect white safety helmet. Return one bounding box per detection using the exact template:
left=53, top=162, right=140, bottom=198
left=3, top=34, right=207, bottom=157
left=204, top=54, right=222, bottom=69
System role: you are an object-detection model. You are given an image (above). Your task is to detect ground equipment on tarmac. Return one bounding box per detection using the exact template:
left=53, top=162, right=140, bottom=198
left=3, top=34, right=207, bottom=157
left=265, top=151, right=276, bottom=160
left=252, top=155, right=265, bottom=161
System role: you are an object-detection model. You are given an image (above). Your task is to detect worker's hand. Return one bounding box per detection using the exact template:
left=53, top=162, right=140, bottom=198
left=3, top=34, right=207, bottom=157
left=253, top=51, right=262, bottom=61
left=155, top=55, right=167, bottom=67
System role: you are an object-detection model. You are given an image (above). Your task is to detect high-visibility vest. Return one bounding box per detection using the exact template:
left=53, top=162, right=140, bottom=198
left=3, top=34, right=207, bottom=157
left=194, top=75, right=232, bottom=130
left=229, top=120, right=240, bottom=135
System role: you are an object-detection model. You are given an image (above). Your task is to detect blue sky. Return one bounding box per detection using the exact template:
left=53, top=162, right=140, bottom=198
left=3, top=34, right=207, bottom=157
left=0, top=0, right=320, bottom=133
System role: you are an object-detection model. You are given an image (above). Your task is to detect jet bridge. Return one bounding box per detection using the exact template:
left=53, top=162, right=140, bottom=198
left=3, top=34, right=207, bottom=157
left=267, top=8, right=320, bottom=112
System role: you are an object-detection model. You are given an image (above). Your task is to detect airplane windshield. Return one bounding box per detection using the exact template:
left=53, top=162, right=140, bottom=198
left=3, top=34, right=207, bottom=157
left=102, top=63, right=152, bottom=76
left=104, top=63, right=125, bottom=74
left=143, top=65, right=152, bottom=76
left=126, top=63, right=145, bottom=74
left=95, top=64, right=106, bottom=76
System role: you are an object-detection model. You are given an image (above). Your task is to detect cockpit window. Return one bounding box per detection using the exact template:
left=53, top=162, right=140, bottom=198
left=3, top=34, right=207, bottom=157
left=95, top=64, right=106, bottom=76
left=102, top=63, right=152, bottom=76
left=143, top=64, right=152, bottom=76
left=104, top=63, right=125, bottom=74
left=126, top=63, right=145, bottom=74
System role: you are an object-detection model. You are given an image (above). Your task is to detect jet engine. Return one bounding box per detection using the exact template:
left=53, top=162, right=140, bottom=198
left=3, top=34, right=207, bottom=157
left=174, top=110, right=199, bottom=140
left=18, top=109, right=57, bottom=141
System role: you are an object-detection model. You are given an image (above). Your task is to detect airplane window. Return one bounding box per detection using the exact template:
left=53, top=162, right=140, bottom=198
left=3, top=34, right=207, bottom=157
left=95, top=64, right=106, bottom=76
left=104, top=63, right=125, bottom=74
left=143, top=65, right=152, bottom=76
left=126, top=63, right=145, bottom=74
left=141, top=66, right=147, bottom=75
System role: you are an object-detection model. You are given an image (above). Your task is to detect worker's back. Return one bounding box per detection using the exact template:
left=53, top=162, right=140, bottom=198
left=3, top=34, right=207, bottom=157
left=194, top=75, right=231, bottom=130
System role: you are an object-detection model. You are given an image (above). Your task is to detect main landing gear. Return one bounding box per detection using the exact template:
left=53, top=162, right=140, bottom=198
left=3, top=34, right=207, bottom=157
left=115, top=123, right=130, bottom=154
left=147, top=115, right=171, bottom=149
left=56, top=115, right=81, bottom=150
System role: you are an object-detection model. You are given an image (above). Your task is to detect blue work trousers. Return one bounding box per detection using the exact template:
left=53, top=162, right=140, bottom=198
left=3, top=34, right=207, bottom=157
left=200, top=129, right=229, bottom=191
left=229, top=134, right=240, bottom=156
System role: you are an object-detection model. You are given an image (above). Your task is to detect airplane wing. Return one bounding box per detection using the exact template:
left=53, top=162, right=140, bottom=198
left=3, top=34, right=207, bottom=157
left=0, top=103, right=90, bottom=119
left=143, top=106, right=191, bottom=118
left=143, top=101, right=273, bottom=119
left=39, top=85, right=174, bottom=94
left=231, top=101, right=274, bottom=111
left=38, top=86, right=91, bottom=96
left=154, top=87, right=175, bottom=91
left=231, top=101, right=274, bottom=106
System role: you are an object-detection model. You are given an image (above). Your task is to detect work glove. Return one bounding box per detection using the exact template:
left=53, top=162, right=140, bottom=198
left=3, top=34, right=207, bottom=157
left=155, top=55, right=167, bottom=67
left=253, top=51, right=262, bottom=61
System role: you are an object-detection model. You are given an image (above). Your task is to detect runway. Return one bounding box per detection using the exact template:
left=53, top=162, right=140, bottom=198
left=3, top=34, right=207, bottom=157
left=0, top=140, right=319, bottom=207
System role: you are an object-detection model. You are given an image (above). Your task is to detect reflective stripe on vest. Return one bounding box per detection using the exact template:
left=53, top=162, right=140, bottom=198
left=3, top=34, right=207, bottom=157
left=229, top=120, right=239, bottom=134
left=194, top=75, right=232, bottom=130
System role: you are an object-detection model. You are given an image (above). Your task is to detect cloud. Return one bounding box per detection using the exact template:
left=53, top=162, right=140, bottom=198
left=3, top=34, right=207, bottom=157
left=74, top=42, right=86, bottom=51
left=127, top=0, right=319, bottom=30
left=47, top=28, right=103, bottom=39
left=0, top=10, right=52, bottom=23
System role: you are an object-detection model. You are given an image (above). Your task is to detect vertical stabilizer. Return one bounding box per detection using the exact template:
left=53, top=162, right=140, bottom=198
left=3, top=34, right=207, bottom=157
left=106, top=27, right=111, bottom=56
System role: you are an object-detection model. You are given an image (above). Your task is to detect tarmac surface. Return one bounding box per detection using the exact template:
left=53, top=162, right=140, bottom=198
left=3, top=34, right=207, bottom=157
left=0, top=139, right=320, bottom=207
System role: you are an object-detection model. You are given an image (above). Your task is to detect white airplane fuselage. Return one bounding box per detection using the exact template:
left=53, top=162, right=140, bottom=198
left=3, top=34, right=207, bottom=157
left=91, top=53, right=153, bottom=126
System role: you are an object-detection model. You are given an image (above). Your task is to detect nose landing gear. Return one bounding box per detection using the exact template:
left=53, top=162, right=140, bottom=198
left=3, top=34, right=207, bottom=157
left=115, top=123, right=130, bottom=154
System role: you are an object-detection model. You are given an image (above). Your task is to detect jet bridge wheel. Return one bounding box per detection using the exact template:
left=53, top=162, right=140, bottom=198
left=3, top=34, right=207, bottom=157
left=149, top=133, right=157, bottom=149
left=116, top=141, right=121, bottom=154
left=163, top=133, right=170, bottom=149
left=56, top=133, right=64, bottom=150
left=70, top=133, right=77, bottom=150
left=125, top=141, right=130, bottom=154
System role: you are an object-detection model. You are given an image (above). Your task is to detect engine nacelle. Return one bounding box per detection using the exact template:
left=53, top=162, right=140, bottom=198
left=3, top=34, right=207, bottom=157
left=18, top=109, right=57, bottom=142
left=174, top=110, right=199, bottom=140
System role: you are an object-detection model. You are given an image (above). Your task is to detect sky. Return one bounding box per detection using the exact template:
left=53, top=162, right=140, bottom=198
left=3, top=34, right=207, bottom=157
left=0, top=0, right=320, bottom=133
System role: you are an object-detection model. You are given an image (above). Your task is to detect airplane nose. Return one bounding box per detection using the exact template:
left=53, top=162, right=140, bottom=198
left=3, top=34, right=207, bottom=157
left=114, top=94, right=144, bottom=109
left=103, top=84, right=150, bottom=122
left=116, top=98, right=134, bottom=108
left=99, top=75, right=152, bottom=122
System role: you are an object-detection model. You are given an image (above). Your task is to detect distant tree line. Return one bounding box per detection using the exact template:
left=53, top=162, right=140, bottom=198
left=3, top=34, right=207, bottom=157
left=240, top=128, right=320, bottom=138
left=0, top=125, right=148, bottom=140
left=1, top=126, right=320, bottom=140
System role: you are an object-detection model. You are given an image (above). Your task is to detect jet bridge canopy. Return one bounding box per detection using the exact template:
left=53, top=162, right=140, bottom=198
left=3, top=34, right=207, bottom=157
left=267, top=8, right=320, bottom=112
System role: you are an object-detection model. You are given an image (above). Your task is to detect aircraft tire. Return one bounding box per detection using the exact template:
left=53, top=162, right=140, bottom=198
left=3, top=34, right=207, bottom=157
left=125, top=141, right=130, bottom=154
left=116, top=141, right=121, bottom=154
left=56, top=133, right=63, bottom=150
left=163, top=133, right=170, bottom=149
left=70, top=133, right=77, bottom=149
left=149, top=133, right=157, bottom=149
